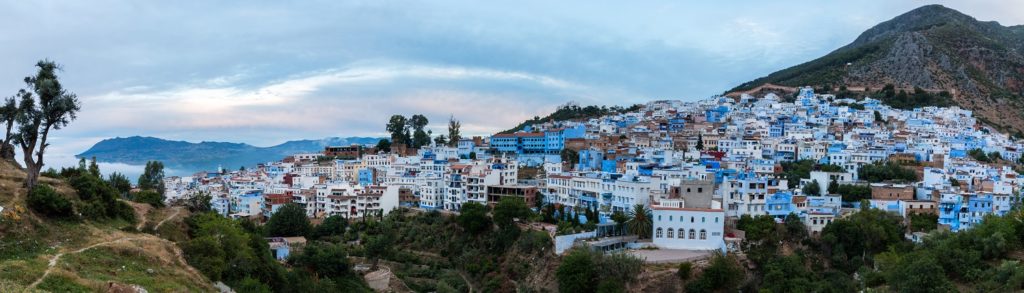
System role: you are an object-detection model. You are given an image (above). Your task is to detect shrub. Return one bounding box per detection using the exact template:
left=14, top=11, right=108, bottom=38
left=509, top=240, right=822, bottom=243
left=131, top=190, right=165, bottom=208
left=678, top=262, right=693, bottom=280
left=27, top=185, right=74, bottom=219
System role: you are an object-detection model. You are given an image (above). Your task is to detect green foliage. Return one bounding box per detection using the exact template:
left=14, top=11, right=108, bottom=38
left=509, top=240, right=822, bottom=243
left=500, top=103, right=641, bottom=134
left=312, top=215, right=348, bottom=240
left=802, top=179, right=821, bottom=196
left=834, top=184, right=871, bottom=202
left=909, top=213, right=938, bottom=232
left=26, top=184, right=74, bottom=219
left=968, top=148, right=991, bottom=162
left=886, top=251, right=955, bottom=293
left=106, top=172, right=131, bottom=196
left=457, top=202, right=492, bottom=234
left=556, top=248, right=642, bottom=293
left=66, top=173, right=136, bottom=222
left=677, top=262, right=693, bottom=280
left=686, top=253, right=743, bottom=292
left=858, top=161, right=917, bottom=182
left=183, top=191, right=213, bottom=213
left=559, top=148, right=579, bottom=166
left=876, top=85, right=954, bottom=110
left=493, top=197, right=531, bottom=229
left=265, top=203, right=311, bottom=237
left=820, top=206, right=906, bottom=272
left=289, top=241, right=353, bottom=279
left=374, top=138, right=391, bottom=153
left=137, top=160, right=165, bottom=194
left=131, top=189, right=164, bottom=207
left=627, top=204, right=652, bottom=239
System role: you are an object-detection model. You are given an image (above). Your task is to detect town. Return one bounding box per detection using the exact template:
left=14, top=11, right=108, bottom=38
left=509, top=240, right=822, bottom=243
left=163, top=86, right=1023, bottom=265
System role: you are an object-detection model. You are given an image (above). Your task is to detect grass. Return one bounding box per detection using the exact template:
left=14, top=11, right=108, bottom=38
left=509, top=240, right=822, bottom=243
left=0, top=258, right=48, bottom=286
left=36, top=273, right=92, bottom=293
left=61, top=246, right=209, bottom=292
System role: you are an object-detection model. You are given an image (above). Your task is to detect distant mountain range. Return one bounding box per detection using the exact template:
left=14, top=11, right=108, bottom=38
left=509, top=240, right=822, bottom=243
left=731, top=4, right=1024, bottom=133
left=77, top=136, right=382, bottom=172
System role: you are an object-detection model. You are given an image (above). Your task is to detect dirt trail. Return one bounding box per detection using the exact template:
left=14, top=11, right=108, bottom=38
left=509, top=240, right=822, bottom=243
left=154, top=207, right=183, bottom=231
left=24, top=233, right=209, bottom=291
left=26, top=237, right=145, bottom=290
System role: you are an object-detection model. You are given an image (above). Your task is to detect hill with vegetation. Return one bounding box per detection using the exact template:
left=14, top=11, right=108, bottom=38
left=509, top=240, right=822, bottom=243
left=730, top=4, right=1024, bottom=133
left=0, top=159, right=214, bottom=292
left=499, top=103, right=641, bottom=134
left=77, top=136, right=381, bottom=172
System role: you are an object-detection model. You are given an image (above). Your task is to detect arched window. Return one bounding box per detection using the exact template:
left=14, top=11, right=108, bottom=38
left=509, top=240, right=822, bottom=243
left=700, top=229, right=707, bottom=240
left=688, top=229, right=696, bottom=239
left=666, top=228, right=674, bottom=238
left=677, top=228, right=685, bottom=238
left=656, top=228, right=663, bottom=238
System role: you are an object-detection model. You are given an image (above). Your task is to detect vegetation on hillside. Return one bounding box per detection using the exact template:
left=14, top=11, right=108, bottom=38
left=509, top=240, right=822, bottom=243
left=500, top=102, right=641, bottom=134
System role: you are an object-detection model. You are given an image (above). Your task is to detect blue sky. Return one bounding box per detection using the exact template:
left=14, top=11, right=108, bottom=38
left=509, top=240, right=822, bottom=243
left=1, top=0, right=1022, bottom=172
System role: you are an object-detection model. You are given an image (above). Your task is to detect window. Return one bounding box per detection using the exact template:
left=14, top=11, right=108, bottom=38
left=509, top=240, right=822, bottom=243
left=669, top=215, right=673, bottom=221
left=698, top=188, right=703, bottom=193
left=702, top=217, right=706, bottom=223
left=690, top=217, right=694, bottom=223
left=666, top=228, right=674, bottom=238
left=658, top=215, right=662, bottom=221
left=689, top=229, right=696, bottom=239
left=656, top=228, right=663, bottom=238
left=677, top=228, right=685, bottom=238
left=715, top=217, right=719, bottom=223
left=700, top=229, right=707, bottom=240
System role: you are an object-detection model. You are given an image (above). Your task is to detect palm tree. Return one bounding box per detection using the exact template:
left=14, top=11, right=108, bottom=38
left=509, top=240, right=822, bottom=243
left=627, top=204, right=653, bottom=239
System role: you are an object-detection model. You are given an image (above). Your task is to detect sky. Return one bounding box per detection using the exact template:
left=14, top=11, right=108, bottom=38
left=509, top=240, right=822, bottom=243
left=1, top=0, right=1022, bottom=174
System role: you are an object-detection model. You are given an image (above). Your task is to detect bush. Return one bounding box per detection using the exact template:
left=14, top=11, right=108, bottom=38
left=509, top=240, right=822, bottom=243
left=677, top=262, right=693, bottom=280
left=131, top=190, right=164, bottom=208
left=27, top=185, right=74, bottom=219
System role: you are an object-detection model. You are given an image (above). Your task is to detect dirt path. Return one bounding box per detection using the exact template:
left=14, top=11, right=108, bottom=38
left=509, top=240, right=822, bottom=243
left=26, top=237, right=145, bottom=290
left=458, top=271, right=475, bottom=293
left=24, top=233, right=209, bottom=291
left=153, top=207, right=183, bottom=231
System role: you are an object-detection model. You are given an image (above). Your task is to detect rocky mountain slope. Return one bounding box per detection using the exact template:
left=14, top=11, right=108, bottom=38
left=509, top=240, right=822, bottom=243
left=731, top=4, right=1024, bottom=133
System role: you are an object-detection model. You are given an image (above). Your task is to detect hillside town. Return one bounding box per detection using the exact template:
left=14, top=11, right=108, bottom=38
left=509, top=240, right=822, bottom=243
left=163, top=87, right=1023, bottom=262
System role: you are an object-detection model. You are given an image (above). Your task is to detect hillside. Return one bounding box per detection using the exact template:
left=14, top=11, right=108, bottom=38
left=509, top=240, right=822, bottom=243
left=77, top=136, right=381, bottom=172
left=499, top=103, right=641, bottom=134
left=0, top=160, right=213, bottom=292
left=730, top=4, right=1024, bottom=133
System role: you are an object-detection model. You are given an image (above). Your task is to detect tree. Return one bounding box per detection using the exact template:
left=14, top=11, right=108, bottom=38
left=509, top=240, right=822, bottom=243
left=784, top=213, right=808, bottom=242
left=289, top=241, right=352, bottom=279
left=363, top=234, right=392, bottom=270
left=560, top=149, right=579, bottom=166
left=610, top=211, right=629, bottom=235
left=874, top=110, right=885, bottom=124
left=265, top=203, right=312, bottom=237
left=87, top=156, right=101, bottom=178
left=107, top=172, right=132, bottom=196
left=827, top=179, right=839, bottom=194
left=686, top=253, right=743, bottom=292
left=184, top=191, right=213, bottom=213
left=696, top=133, right=704, bottom=151
left=12, top=60, right=82, bottom=188
left=132, top=189, right=165, bottom=207
left=312, top=215, right=348, bottom=240
left=627, top=204, right=652, bottom=239
left=386, top=115, right=409, bottom=145
left=493, top=197, right=530, bottom=229
left=447, top=115, right=461, bottom=147
left=138, top=161, right=166, bottom=195
left=556, top=248, right=597, bottom=293
left=0, top=96, right=16, bottom=160
left=887, top=253, right=954, bottom=293
left=409, top=114, right=430, bottom=148
left=434, top=134, right=448, bottom=146
left=469, top=152, right=477, bottom=160
left=803, top=179, right=821, bottom=196
left=457, top=202, right=491, bottom=234
left=375, top=138, right=391, bottom=153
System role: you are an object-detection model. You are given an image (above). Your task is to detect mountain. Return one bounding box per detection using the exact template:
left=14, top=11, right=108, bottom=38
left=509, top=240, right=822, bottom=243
left=77, top=136, right=382, bottom=172
left=730, top=4, right=1024, bottom=133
